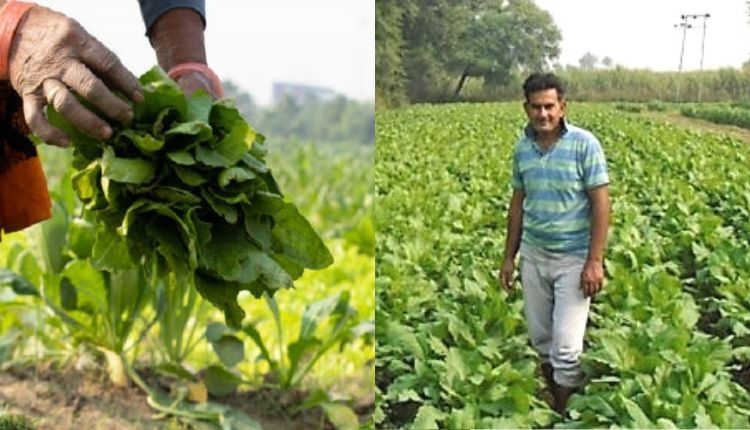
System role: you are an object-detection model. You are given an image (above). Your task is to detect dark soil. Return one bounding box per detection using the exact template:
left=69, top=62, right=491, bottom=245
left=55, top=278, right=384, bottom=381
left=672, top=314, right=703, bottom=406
left=383, top=400, right=420, bottom=429
left=731, top=360, right=750, bottom=393
left=0, top=363, right=373, bottom=430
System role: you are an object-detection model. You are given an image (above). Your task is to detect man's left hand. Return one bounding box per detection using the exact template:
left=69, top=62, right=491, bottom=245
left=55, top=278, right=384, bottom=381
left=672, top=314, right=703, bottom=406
left=580, top=259, right=604, bottom=298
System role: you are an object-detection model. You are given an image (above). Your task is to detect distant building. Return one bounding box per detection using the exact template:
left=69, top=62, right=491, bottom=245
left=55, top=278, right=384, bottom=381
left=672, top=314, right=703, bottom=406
left=272, top=82, right=338, bottom=105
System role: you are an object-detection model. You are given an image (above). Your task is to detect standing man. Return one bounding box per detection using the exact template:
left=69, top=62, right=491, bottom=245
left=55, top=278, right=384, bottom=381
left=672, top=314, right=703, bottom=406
left=498, top=73, right=609, bottom=416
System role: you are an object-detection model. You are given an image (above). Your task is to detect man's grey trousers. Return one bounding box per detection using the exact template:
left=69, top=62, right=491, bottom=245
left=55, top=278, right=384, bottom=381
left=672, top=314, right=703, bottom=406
left=519, top=243, right=591, bottom=388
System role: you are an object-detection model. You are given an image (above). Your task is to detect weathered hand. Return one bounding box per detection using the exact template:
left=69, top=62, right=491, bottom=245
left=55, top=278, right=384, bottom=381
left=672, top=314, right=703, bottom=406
left=580, top=259, right=604, bottom=297
left=175, top=70, right=219, bottom=100
left=8, top=5, right=142, bottom=146
left=500, top=258, right=516, bottom=290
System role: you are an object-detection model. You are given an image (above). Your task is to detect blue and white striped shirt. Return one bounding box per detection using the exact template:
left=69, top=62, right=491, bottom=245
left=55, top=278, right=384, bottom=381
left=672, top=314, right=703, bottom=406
left=511, top=118, right=609, bottom=255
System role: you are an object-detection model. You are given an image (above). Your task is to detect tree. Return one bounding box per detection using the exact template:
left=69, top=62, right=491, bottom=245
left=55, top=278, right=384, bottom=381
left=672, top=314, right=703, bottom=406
left=579, top=52, right=599, bottom=70
left=375, top=0, right=415, bottom=107
left=375, top=0, right=562, bottom=103
left=446, top=0, right=561, bottom=97
left=602, top=56, right=614, bottom=68
left=401, top=0, right=464, bottom=101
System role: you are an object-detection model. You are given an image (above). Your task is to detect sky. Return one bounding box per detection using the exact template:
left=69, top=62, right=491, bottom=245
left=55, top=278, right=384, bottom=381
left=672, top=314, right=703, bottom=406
left=35, top=1, right=374, bottom=106
left=533, top=0, right=750, bottom=71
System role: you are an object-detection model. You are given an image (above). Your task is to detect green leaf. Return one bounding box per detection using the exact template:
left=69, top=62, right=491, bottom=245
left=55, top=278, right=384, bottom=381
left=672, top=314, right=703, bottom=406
left=62, top=259, right=107, bottom=315
left=241, top=323, right=276, bottom=373
left=101, top=146, right=156, bottom=184
left=447, top=406, right=475, bottom=430
left=26, top=201, right=68, bottom=274
left=319, top=402, right=360, bottom=430
left=242, top=153, right=269, bottom=174
left=136, top=66, right=187, bottom=122
left=251, top=251, right=294, bottom=290
left=201, top=188, right=238, bottom=223
left=100, top=177, right=128, bottom=209
left=250, top=192, right=285, bottom=214
left=209, top=99, right=245, bottom=132
left=288, top=336, right=322, bottom=382
left=218, top=166, right=256, bottom=188
left=272, top=254, right=304, bottom=281
left=172, top=164, right=208, bottom=186
left=221, top=408, right=263, bottom=430
left=211, top=335, right=245, bottom=368
left=271, top=203, right=333, bottom=269
left=411, top=405, right=444, bottom=429
left=71, top=161, right=101, bottom=202
left=205, top=322, right=232, bottom=343
left=385, top=321, right=424, bottom=361
left=108, top=268, right=147, bottom=335
left=656, top=418, right=678, bottom=429
left=0, top=269, right=38, bottom=296
left=154, top=362, right=195, bottom=381
left=242, top=209, right=273, bottom=252
left=165, top=120, right=213, bottom=143
left=622, top=397, right=654, bottom=429
left=59, top=276, right=77, bottom=310
left=215, top=122, right=256, bottom=165
left=151, top=186, right=202, bottom=204
left=196, top=144, right=231, bottom=168
left=166, top=150, right=197, bottom=166
left=92, top=227, right=134, bottom=271
left=195, top=272, right=245, bottom=329
left=187, top=91, right=214, bottom=123
left=117, top=129, right=165, bottom=153
left=204, top=365, right=242, bottom=397
left=152, top=107, right=181, bottom=137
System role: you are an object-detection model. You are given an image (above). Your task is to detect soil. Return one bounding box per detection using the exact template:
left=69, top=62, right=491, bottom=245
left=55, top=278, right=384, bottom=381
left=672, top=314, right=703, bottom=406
left=732, top=360, right=750, bottom=393
left=0, top=363, right=374, bottom=430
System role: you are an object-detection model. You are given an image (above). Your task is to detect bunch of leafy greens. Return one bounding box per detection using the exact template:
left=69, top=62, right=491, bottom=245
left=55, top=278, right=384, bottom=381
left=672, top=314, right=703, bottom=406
left=49, top=66, right=332, bottom=329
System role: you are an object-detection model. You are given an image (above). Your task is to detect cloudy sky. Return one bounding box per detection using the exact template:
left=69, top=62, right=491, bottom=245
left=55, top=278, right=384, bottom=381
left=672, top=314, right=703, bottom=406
left=533, top=0, right=750, bottom=71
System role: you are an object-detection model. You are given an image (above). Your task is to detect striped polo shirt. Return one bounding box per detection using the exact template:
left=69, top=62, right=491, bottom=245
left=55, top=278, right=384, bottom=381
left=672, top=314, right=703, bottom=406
left=511, top=118, right=609, bottom=255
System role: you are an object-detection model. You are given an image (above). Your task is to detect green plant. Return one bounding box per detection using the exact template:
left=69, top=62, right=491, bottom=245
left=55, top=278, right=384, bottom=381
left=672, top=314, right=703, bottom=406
left=50, top=66, right=333, bottom=330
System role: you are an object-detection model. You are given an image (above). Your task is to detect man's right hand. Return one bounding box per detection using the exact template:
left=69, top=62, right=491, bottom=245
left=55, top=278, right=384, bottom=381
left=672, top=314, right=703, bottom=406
left=500, top=257, right=516, bottom=290
left=8, top=5, right=143, bottom=147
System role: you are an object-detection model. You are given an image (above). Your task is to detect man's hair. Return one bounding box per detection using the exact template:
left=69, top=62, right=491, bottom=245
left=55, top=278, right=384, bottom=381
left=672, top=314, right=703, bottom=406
left=522, top=73, right=566, bottom=101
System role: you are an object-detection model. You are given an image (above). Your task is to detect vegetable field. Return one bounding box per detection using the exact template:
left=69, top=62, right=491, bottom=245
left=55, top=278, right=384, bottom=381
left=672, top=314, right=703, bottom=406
left=375, top=103, right=750, bottom=428
left=0, top=69, right=374, bottom=430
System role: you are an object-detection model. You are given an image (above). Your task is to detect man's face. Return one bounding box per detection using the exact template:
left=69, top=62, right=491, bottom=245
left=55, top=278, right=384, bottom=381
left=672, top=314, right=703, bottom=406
left=524, top=88, right=566, bottom=135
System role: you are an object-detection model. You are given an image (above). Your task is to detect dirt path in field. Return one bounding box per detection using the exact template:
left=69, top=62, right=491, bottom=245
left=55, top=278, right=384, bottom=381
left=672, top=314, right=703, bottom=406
left=0, top=364, right=373, bottom=430
left=643, top=111, right=750, bottom=143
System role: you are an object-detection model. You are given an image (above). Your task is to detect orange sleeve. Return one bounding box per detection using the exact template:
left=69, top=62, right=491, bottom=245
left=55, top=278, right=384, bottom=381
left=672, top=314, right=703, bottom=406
left=0, top=80, right=51, bottom=236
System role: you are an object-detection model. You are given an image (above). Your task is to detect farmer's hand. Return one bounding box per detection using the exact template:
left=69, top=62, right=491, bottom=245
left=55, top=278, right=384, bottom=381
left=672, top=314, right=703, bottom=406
left=175, top=70, right=220, bottom=99
left=148, top=8, right=220, bottom=99
left=581, top=259, right=604, bottom=297
left=9, top=5, right=142, bottom=147
left=500, top=257, right=516, bottom=290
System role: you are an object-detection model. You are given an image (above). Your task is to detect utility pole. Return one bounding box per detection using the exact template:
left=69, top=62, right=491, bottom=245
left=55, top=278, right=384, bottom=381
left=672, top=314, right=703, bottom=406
left=677, top=13, right=711, bottom=71
left=696, top=13, right=711, bottom=70
left=674, top=15, right=693, bottom=72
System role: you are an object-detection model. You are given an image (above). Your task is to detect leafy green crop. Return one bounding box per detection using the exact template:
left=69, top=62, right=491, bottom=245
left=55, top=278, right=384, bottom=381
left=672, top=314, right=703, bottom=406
left=681, top=104, right=750, bottom=129
left=376, top=103, right=750, bottom=428
left=50, top=67, right=333, bottom=329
